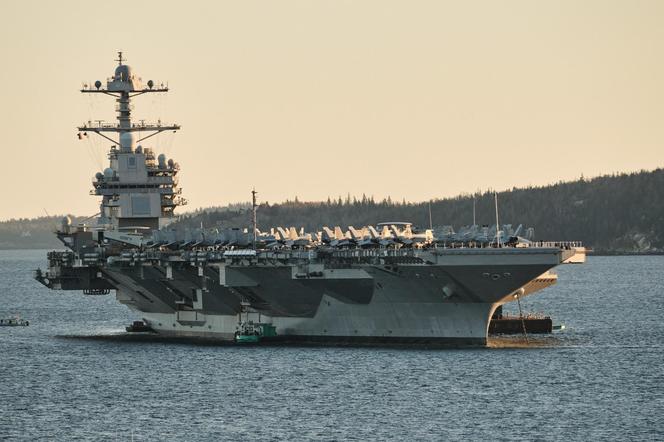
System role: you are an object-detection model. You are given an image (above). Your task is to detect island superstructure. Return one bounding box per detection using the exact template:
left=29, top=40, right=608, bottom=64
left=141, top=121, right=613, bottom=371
left=35, top=55, right=583, bottom=346
left=80, top=52, right=185, bottom=232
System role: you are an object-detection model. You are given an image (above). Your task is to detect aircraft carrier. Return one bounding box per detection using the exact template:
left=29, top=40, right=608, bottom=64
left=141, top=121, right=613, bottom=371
left=35, top=54, right=584, bottom=346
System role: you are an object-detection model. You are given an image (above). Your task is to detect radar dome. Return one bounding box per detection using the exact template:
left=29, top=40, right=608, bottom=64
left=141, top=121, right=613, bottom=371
left=94, top=80, right=102, bottom=90
left=114, top=64, right=133, bottom=82
left=135, top=145, right=143, bottom=154
left=167, top=158, right=174, bottom=168
left=95, top=172, right=103, bottom=180
left=104, top=167, right=114, bottom=178
left=119, top=132, right=135, bottom=152
left=147, top=80, right=154, bottom=89
left=158, top=154, right=166, bottom=168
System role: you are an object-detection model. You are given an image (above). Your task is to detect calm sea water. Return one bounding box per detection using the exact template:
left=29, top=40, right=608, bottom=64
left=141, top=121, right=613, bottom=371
left=1, top=250, right=662, bottom=441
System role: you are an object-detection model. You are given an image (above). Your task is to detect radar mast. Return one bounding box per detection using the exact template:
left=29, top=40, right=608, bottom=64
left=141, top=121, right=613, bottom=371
left=80, top=53, right=186, bottom=231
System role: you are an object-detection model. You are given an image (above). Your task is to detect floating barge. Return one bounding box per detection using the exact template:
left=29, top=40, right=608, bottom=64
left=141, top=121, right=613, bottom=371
left=489, top=306, right=553, bottom=334
left=489, top=316, right=553, bottom=334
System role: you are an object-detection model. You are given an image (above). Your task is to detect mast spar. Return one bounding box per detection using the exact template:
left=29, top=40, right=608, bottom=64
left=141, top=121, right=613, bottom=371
left=252, top=189, right=258, bottom=249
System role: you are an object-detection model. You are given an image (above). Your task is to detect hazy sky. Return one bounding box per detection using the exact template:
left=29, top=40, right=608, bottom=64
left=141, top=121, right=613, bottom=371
left=1, top=0, right=662, bottom=220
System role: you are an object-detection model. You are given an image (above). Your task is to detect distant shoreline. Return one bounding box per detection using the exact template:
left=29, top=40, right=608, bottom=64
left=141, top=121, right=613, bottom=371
left=590, top=251, right=664, bottom=256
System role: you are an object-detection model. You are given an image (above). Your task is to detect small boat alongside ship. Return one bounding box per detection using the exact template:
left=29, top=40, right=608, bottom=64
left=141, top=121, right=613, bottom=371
left=125, top=320, right=154, bottom=333
left=234, top=302, right=278, bottom=343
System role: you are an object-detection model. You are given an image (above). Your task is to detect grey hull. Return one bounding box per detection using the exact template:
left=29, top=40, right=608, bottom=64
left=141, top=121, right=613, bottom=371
left=104, top=248, right=564, bottom=345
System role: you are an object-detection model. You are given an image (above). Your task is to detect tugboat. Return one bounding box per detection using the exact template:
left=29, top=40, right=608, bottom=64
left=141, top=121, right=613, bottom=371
left=234, top=321, right=278, bottom=343
left=234, top=321, right=261, bottom=343
left=234, top=301, right=277, bottom=343
left=0, top=316, right=30, bottom=327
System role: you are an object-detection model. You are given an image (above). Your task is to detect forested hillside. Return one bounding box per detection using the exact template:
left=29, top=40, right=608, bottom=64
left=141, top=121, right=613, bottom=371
left=180, top=168, right=664, bottom=253
left=0, top=216, right=79, bottom=249
left=2, top=169, right=663, bottom=253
